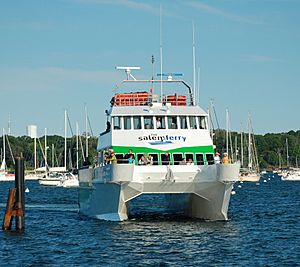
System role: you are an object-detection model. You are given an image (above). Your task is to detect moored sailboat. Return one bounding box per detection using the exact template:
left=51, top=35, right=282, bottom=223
left=239, top=115, right=260, bottom=182
left=0, top=129, right=15, bottom=182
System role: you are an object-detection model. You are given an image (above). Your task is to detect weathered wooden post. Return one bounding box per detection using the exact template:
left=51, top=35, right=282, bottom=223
left=2, top=156, right=25, bottom=232
left=15, top=156, right=25, bottom=231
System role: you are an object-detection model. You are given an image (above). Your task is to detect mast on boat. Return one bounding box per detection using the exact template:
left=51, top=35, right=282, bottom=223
left=44, top=128, right=48, bottom=176
left=1, top=128, right=6, bottom=172
left=64, top=110, right=67, bottom=172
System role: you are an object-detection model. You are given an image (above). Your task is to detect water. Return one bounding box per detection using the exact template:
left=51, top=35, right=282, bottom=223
left=0, top=173, right=299, bottom=266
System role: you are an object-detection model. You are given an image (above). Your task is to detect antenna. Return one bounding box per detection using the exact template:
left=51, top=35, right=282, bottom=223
left=151, top=55, right=155, bottom=93
left=160, top=4, right=163, bottom=101
left=192, top=21, right=196, bottom=106
left=116, top=66, right=141, bottom=80
left=197, top=67, right=200, bottom=106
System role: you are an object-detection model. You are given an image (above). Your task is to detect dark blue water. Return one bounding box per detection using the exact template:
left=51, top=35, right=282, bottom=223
left=0, top=173, right=299, bottom=266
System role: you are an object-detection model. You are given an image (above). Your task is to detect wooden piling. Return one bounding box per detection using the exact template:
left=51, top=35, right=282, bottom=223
left=2, top=156, right=25, bottom=232
left=15, top=157, right=25, bottom=231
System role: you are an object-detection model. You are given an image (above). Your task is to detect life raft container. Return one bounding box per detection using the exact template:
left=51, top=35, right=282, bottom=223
left=166, top=95, right=186, bottom=106
left=111, top=92, right=151, bottom=106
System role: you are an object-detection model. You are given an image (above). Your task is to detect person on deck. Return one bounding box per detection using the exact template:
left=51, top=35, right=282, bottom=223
left=109, top=151, right=117, bottom=164
left=187, top=158, right=194, bottom=165
left=161, top=152, right=171, bottom=165
left=214, top=152, right=221, bottom=164
left=222, top=153, right=229, bottom=164
left=128, top=154, right=135, bottom=164
left=124, top=149, right=135, bottom=163
left=138, top=153, right=148, bottom=165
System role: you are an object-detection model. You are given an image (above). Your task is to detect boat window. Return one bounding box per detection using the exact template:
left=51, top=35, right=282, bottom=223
left=124, top=116, right=131, bottom=130
left=155, top=116, right=166, bottom=129
left=185, top=153, right=194, bottom=164
left=160, top=153, right=171, bottom=165
left=167, top=116, right=178, bottom=129
left=113, top=116, right=122, bottom=130
left=149, top=153, right=158, bottom=165
left=173, top=153, right=184, bottom=165
left=206, top=153, right=214, bottom=165
left=198, top=116, right=207, bottom=129
left=144, top=116, right=154, bottom=129
left=133, top=116, right=141, bottom=129
left=115, top=154, right=124, bottom=164
left=136, top=153, right=144, bottom=162
left=189, top=116, right=198, bottom=129
left=179, top=116, right=188, bottom=129
left=196, top=154, right=204, bottom=165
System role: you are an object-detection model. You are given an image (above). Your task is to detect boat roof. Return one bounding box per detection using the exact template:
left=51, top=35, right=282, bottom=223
left=110, top=104, right=207, bottom=116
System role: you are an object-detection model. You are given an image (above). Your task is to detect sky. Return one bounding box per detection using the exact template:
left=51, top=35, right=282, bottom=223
left=0, top=0, right=299, bottom=137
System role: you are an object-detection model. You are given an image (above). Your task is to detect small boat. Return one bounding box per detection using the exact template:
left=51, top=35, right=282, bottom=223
left=38, top=172, right=66, bottom=186
left=78, top=66, right=240, bottom=222
left=0, top=129, right=15, bottom=182
left=0, top=172, right=15, bottom=182
left=239, top=115, right=260, bottom=182
left=25, top=171, right=43, bottom=180
left=281, top=169, right=300, bottom=181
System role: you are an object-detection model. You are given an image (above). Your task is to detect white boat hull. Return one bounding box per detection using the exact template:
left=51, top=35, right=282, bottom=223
left=239, top=173, right=260, bottom=182
left=79, top=163, right=240, bottom=221
left=25, top=173, right=42, bottom=180
left=0, top=173, right=15, bottom=182
left=281, top=172, right=300, bottom=181
left=38, top=178, right=62, bottom=186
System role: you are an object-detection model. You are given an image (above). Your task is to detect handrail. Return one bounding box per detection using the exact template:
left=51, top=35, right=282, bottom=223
left=114, top=79, right=194, bottom=105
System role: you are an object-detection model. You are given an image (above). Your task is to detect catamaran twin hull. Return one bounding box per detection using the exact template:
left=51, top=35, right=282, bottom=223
left=78, top=162, right=240, bottom=221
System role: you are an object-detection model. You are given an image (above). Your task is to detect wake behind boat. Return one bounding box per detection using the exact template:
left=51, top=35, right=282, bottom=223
left=78, top=67, right=240, bottom=221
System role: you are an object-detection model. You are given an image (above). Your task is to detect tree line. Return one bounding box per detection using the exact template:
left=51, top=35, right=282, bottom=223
left=1, top=130, right=300, bottom=170
left=0, top=135, right=97, bottom=171
left=213, top=129, right=300, bottom=170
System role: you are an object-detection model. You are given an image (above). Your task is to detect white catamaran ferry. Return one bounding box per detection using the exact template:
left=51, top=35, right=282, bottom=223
left=78, top=67, right=240, bottom=221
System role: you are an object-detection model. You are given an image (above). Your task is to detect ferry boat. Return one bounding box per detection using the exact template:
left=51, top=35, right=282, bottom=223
left=78, top=67, right=240, bottom=221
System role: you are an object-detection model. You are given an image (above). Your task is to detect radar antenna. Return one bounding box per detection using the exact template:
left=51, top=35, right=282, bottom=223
left=116, top=66, right=141, bottom=80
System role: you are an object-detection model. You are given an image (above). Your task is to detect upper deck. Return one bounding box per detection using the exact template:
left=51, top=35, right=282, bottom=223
left=97, top=71, right=215, bottom=166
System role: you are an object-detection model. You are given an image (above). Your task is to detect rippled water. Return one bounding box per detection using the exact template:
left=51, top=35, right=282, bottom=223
left=0, top=173, right=299, bottom=266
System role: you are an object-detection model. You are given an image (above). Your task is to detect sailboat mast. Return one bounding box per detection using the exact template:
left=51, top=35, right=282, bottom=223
left=76, top=122, right=79, bottom=170
left=52, top=144, right=54, bottom=168
left=44, top=128, right=48, bottom=174
left=34, top=136, right=37, bottom=173
left=248, top=115, right=253, bottom=171
left=240, top=124, right=244, bottom=168
left=286, top=138, right=289, bottom=168
left=64, top=110, right=67, bottom=171
left=85, top=105, right=88, bottom=159
left=2, top=128, right=6, bottom=171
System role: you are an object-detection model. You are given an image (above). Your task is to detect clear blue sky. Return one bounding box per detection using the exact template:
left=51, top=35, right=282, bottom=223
left=0, top=0, right=299, bottom=137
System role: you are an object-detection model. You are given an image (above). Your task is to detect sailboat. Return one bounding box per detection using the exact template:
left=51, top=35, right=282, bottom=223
left=239, top=115, right=260, bottom=182
left=0, top=129, right=15, bottom=182
left=38, top=128, right=66, bottom=186
left=281, top=139, right=300, bottom=181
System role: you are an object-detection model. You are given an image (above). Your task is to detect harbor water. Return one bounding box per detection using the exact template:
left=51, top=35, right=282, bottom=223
left=0, top=173, right=299, bottom=266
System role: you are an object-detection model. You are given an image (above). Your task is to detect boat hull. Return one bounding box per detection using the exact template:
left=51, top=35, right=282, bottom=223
left=38, top=178, right=62, bottom=186
left=78, top=163, right=240, bottom=221
left=239, top=173, right=260, bottom=182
